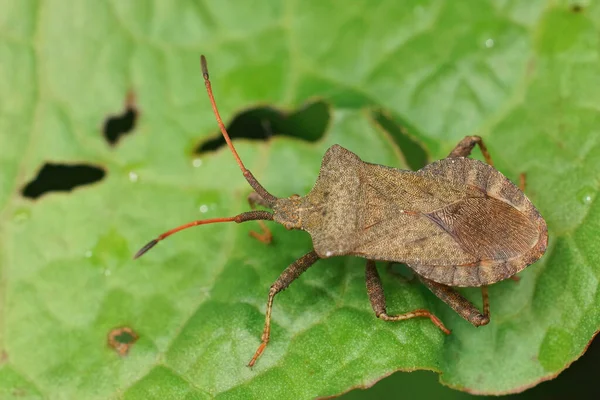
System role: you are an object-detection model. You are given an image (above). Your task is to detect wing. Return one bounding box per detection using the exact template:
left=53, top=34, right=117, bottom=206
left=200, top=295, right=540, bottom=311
left=351, top=158, right=547, bottom=286
left=301, top=149, right=546, bottom=287
left=301, top=146, right=470, bottom=259
left=350, top=161, right=480, bottom=265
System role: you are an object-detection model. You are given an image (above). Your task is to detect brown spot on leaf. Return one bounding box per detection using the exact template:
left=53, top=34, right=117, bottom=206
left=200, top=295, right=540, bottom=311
left=107, top=326, right=139, bottom=356
left=12, top=388, right=27, bottom=397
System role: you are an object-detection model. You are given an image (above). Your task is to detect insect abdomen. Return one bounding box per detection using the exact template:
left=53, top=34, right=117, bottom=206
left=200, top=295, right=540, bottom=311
left=410, top=158, right=548, bottom=286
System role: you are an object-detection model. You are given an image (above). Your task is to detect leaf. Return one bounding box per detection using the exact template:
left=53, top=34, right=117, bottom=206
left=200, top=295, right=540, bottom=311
left=1, top=1, right=599, bottom=399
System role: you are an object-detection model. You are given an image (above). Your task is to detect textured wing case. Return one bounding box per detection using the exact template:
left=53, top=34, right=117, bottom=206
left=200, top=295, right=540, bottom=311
left=304, top=147, right=547, bottom=287
left=408, top=158, right=547, bottom=286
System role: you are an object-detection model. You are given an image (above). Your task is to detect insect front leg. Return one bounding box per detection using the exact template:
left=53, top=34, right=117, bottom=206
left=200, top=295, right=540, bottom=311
left=247, top=191, right=273, bottom=244
left=365, top=260, right=451, bottom=334
left=447, top=135, right=494, bottom=166
left=248, top=250, right=320, bottom=367
left=418, top=275, right=490, bottom=327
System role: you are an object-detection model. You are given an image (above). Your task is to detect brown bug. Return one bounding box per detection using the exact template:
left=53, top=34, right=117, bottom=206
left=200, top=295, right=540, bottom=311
left=135, top=55, right=548, bottom=367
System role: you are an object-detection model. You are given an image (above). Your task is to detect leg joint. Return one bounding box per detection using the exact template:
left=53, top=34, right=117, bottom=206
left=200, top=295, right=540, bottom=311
left=268, top=286, right=279, bottom=297
left=472, top=313, right=490, bottom=327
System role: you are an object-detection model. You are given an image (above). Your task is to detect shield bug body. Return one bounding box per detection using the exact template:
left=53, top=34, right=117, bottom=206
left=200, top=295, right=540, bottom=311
left=135, top=56, right=548, bottom=367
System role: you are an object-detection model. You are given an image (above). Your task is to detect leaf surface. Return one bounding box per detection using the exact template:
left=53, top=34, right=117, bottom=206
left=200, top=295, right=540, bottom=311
left=0, top=1, right=598, bottom=398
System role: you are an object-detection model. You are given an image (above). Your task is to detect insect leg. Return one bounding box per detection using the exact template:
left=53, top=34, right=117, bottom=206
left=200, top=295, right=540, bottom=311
left=447, top=135, right=494, bottom=166
left=247, top=192, right=273, bottom=244
left=519, top=172, right=527, bottom=191
left=418, top=275, right=490, bottom=327
left=365, top=260, right=451, bottom=334
left=248, top=250, right=320, bottom=367
left=450, top=137, right=527, bottom=199
left=481, top=285, right=490, bottom=317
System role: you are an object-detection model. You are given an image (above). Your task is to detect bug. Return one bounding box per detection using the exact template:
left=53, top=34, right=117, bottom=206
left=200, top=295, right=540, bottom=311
left=135, top=55, right=548, bottom=367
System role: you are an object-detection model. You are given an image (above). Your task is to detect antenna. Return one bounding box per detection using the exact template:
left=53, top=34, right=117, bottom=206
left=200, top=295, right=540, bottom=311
left=133, top=56, right=281, bottom=259
left=134, top=211, right=273, bottom=259
left=200, top=55, right=277, bottom=206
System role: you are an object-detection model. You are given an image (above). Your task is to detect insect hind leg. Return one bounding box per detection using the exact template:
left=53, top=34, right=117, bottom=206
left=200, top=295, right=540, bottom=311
left=365, top=260, right=451, bottom=334
left=418, top=275, right=490, bottom=327
left=447, top=135, right=494, bottom=167
left=449, top=136, right=528, bottom=214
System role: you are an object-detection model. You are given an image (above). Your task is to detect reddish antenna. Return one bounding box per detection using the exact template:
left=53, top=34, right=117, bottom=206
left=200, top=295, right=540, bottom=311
left=133, top=55, right=278, bottom=259
left=134, top=211, right=273, bottom=259
left=200, top=55, right=277, bottom=206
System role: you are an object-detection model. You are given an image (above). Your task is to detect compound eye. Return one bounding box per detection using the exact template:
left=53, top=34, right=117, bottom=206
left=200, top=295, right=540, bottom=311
left=290, top=194, right=301, bottom=199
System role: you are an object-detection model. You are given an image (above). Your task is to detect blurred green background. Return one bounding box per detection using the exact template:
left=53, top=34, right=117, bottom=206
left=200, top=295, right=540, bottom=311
left=1, top=0, right=599, bottom=399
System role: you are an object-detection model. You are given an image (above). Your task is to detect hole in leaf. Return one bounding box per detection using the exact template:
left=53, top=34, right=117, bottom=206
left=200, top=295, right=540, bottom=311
left=21, top=163, right=106, bottom=199
left=103, top=91, right=138, bottom=146
left=195, top=100, right=329, bottom=153
left=372, top=111, right=429, bottom=170
left=107, top=326, right=139, bottom=356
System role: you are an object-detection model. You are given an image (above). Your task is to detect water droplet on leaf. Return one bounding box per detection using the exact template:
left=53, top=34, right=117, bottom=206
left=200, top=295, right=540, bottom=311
left=577, top=187, right=594, bottom=205
left=128, top=171, right=139, bottom=182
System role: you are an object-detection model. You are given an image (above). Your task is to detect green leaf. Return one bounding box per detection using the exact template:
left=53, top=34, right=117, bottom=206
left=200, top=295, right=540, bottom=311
left=1, top=0, right=598, bottom=398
